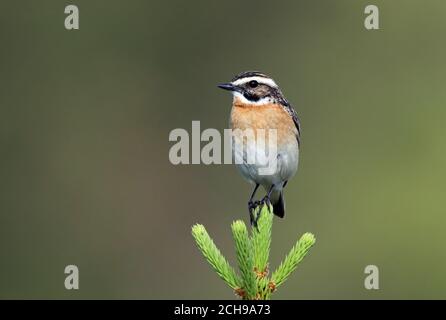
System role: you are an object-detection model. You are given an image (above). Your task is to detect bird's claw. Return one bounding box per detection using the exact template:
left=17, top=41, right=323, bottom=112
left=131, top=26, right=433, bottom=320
left=248, top=196, right=271, bottom=228
left=260, top=196, right=272, bottom=210
left=248, top=200, right=260, bottom=228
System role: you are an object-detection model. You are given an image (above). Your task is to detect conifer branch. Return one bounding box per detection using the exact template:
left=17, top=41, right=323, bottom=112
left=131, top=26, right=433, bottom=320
left=191, top=205, right=316, bottom=299
left=231, top=220, right=257, bottom=299
left=271, top=233, right=316, bottom=288
left=191, top=224, right=241, bottom=290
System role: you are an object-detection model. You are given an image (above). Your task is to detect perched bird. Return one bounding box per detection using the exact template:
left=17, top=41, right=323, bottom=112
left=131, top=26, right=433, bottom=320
left=218, top=71, right=301, bottom=225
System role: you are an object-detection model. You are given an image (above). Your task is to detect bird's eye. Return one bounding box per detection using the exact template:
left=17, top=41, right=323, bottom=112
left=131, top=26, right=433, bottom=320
left=248, top=80, right=258, bottom=88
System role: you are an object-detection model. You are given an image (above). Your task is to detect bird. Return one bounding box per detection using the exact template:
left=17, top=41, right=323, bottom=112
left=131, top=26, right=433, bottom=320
left=218, top=71, right=301, bottom=225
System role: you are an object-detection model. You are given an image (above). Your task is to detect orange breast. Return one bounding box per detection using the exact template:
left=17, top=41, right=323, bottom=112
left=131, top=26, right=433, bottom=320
left=230, top=98, right=297, bottom=145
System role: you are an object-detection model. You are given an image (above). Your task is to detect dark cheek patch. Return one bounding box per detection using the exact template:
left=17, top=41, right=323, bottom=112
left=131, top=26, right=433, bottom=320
left=244, top=92, right=259, bottom=102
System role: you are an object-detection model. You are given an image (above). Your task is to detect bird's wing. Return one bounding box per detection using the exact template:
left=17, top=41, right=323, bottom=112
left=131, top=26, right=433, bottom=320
left=281, top=101, right=301, bottom=145
left=293, top=111, right=301, bottom=146
left=288, top=106, right=301, bottom=145
left=274, top=88, right=301, bottom=145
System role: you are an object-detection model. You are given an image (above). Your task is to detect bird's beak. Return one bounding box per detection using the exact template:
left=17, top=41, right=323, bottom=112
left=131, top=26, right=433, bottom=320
left=217, top=83, right=236, bottom=91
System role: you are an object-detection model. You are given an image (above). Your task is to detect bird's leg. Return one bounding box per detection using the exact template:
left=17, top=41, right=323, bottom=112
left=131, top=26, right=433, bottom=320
left=248, top=184, right=260, bottom=226
left=261, top=184, right=275, bottom=207
left=252, top=184, right=275, bottom=226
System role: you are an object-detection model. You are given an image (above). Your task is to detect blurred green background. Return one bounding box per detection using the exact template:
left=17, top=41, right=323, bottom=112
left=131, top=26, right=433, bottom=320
left=1, top=0, right=445, bottom=299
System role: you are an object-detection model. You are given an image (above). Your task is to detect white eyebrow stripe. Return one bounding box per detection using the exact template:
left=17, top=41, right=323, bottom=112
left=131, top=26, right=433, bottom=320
left=232, top=76, right=278, bottom=88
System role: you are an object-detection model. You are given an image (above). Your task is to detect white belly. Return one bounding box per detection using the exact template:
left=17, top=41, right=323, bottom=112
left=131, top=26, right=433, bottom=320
left=232, top=135, right=299, bottom=187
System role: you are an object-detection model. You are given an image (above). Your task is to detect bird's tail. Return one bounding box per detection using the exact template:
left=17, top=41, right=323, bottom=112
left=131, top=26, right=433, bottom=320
left=270, top=188, right=285, bottom=218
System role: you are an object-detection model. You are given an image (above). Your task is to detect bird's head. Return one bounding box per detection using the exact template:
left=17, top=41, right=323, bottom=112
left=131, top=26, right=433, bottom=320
left=218, top=71, right=288, bottom=106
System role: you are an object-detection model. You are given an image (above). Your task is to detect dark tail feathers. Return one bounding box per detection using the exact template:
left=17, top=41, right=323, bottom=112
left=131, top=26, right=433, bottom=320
left=272, top=189, right=285, bottom=218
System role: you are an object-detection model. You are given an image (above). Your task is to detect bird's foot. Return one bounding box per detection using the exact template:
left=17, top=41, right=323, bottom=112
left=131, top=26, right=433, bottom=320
left=248, top=197, right=271, bottom=228
left=259, top=195, right=272, bottom=210
left=248, top=200, right=261, bottom=228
